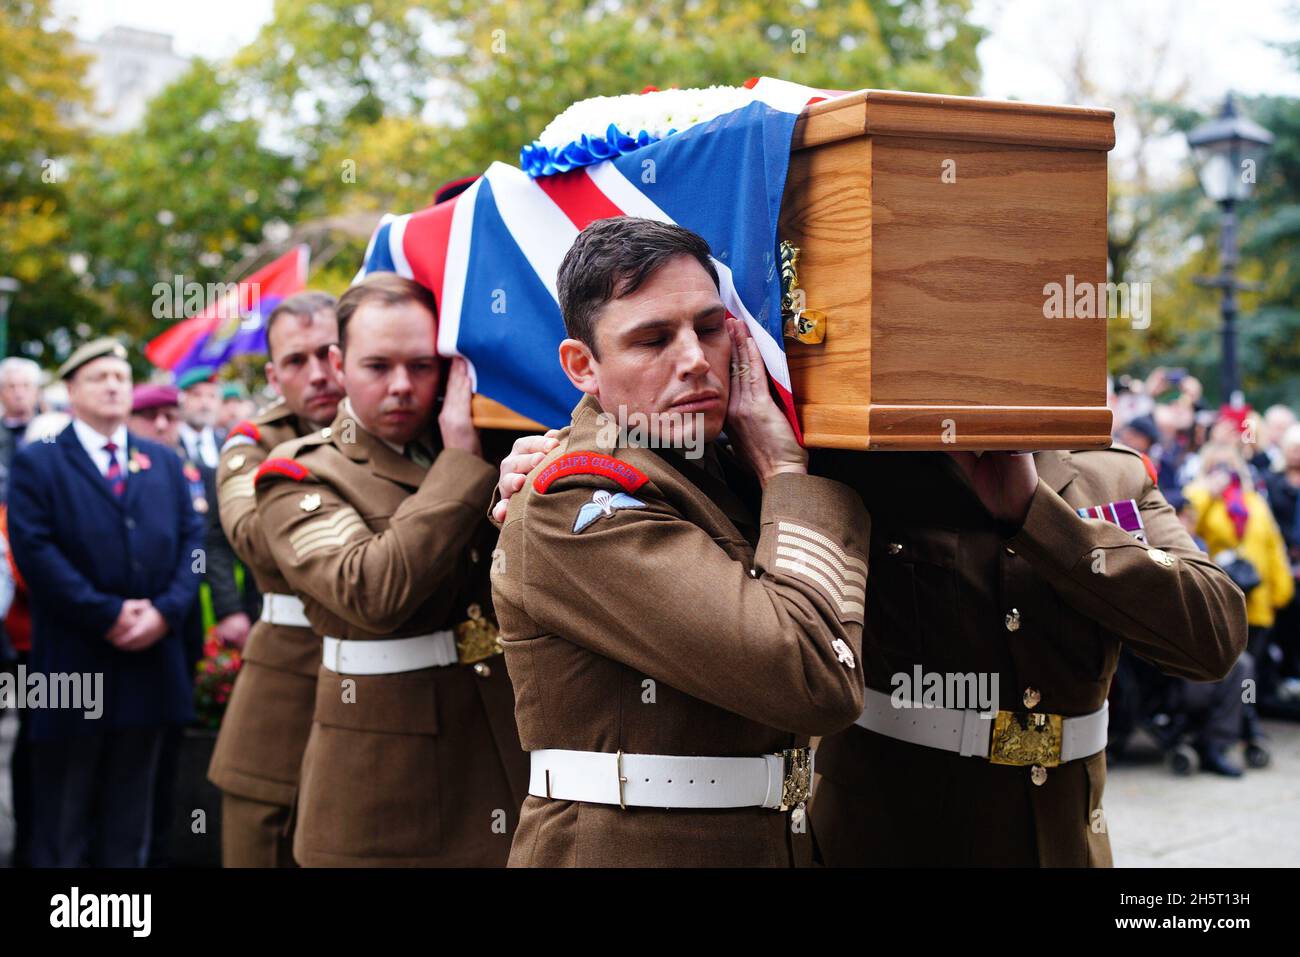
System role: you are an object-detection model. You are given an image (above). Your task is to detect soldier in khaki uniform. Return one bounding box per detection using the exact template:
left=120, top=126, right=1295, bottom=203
left=492, top=218, right=867, bottom=867
left=492, top=228, right=1250, bottom=868
left=808, top=446, right=1248, bottom=866
left=208, top=291, right=345, bottom=866
left=256, top=273, right=526, bottom=867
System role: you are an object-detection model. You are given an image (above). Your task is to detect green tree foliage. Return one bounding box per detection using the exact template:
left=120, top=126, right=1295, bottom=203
left=435, top=0, right=984, bottom=176
left=1108, top=89, right=1300, bottom=409
left=68, top=61, right=300, bottom=357
left=0, top=0, right=98, bottom=363
left=17, top=0, right=985, bottom=368
left=1238, top=93, right=1300, bottom=407
left=235, top=0, right=984, bottom=215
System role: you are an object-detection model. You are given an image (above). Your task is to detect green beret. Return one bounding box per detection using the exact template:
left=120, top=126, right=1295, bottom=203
left=221, top=381, right=249, bottom=401
left=58, top=337, right=129, bottom=381
left=176, top=365, right=217, bottom=390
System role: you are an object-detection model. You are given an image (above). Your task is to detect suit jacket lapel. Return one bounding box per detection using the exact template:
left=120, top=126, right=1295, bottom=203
left=1033, top=450, right=1079, bottom=495
left=369, top=436, right=429, bottom=488
left=651, top=444, right=758, bottom=545
left=699, top=445, right=761, bottom=543
left=121, top=434, right=152, bottom=512
left=59, top=424, right=123, bottom=511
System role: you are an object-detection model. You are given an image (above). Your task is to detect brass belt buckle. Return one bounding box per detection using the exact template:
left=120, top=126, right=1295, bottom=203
left=988, top=710, right=1064, bottom=767
left=779, top=747, right=812, bottom=811
left=454, top=602, right=503, bottom=665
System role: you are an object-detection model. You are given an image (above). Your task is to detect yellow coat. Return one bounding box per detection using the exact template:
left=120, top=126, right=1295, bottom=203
left=1185, top=484, right=1295, bottom=628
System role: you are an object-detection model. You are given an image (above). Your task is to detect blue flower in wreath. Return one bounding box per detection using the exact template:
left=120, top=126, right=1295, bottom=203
left=521, top=123, right=671, bottom=178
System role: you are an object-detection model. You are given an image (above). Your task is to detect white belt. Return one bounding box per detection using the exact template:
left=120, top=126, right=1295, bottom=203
left=853, top=687, right=1108, bottom=765
left=260, top=593, right=311, bottom=628
left=321, top=631, right=458, bottom=676
left=527, top=747, right=814, bottom=811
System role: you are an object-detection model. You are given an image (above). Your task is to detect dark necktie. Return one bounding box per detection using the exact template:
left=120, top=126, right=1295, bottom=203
left=103, top=441, right=125, bottom=497
left=406, top=443, right=434, bottom=469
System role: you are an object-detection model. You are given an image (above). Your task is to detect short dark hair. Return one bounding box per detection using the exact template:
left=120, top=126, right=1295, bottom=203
left=265, top=291, right=337, bottom=359
left=335, top=273, right=438, bottom=351
left=556, top=217, right=719, bottom=353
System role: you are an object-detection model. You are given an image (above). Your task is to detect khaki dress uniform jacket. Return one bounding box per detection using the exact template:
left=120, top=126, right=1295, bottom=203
left=492, top=395, right=870, bottom=867
left=256, top=406, right=528, bottom=866
left=810, top=447, right=1248, bottom=867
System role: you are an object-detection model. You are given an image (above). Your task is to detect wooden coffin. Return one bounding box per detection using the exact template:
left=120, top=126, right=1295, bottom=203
left=781, top=89, right=1115, bottom=450
left=473, top=89, right=1116, bottom=450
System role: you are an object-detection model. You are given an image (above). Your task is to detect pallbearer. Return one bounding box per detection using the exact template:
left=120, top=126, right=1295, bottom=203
left=208, top=291, right=345, bottom=866
left=256, top=274, right=526, bottom=866
left=491, top=218, right=867, bottom=867
left=808, top=445, right=1249, bottom=866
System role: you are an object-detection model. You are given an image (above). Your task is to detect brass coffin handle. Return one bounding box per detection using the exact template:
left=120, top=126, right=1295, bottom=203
left=779, top=240, right=827, bottom=344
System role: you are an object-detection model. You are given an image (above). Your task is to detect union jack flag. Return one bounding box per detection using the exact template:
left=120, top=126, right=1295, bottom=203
left=357, top=78, right=843, bottom=434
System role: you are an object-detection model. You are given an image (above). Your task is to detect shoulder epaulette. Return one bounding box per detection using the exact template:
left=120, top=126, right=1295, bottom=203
left=255, top=458, right=310, bottom=486
left=228, top=420, right=261, bottom=444
left=1094, top=442, right=1159, bottom=485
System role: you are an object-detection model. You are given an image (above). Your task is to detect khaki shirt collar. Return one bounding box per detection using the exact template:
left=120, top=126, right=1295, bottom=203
left=331, top=397, right=432, bottom=487
left=1033, top=449, right=1080, bottom=494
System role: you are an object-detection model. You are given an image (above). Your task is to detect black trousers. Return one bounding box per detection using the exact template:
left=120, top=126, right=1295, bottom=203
left=1183, top=652, right=1253, bottom=753
left=29, top=726, right=164, bottom=867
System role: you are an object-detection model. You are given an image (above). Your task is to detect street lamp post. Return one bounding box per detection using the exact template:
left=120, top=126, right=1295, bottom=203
left=1187, top=94, right=1273, bottom=405
left=0, top=277, right=20, bottom=360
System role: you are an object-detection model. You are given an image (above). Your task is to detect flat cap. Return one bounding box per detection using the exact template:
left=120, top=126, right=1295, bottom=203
left=58, top=337, right=129, bottom=380
left=132, top=383, right=180, bottom=413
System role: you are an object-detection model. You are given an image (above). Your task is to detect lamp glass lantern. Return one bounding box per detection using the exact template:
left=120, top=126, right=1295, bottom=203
left=1187, top=96, right=1274, bottom=204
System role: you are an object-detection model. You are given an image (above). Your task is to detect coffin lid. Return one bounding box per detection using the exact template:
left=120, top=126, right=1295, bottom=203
left=792, top=89, right=1116, bottom=153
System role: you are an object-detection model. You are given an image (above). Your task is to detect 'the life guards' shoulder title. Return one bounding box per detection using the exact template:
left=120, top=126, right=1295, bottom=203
left=58, top=338, right=128, bottom=380
left=533, top=452, right=648, bottom=494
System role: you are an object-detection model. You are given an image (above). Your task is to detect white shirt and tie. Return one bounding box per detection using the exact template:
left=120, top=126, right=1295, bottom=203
left=72, top=418, right=129, bottom=480
left=178, top=423, right=220, bottom=468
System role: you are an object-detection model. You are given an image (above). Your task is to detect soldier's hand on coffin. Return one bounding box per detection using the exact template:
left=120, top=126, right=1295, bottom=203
left=948, top=450, right=1038, bottom=527
left=438, top=355, right=482, bottom=459
left=724, top=316, right=806, bottom=487
left=491, top=429, right=561, bottom=523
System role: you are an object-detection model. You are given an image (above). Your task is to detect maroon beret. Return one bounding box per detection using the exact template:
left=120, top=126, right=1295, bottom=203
left=132, top=383, right=181, bottom=413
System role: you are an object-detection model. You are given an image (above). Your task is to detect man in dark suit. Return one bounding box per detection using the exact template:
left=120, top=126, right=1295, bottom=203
left=8, top=338, right=204, bottom=867
left=177, top=366, right=226, bottom=469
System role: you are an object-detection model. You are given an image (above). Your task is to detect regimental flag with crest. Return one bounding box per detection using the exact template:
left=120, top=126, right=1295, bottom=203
left=356, top=78, right=846, bottom=436
left=147, top=246, right=309, bottom=376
